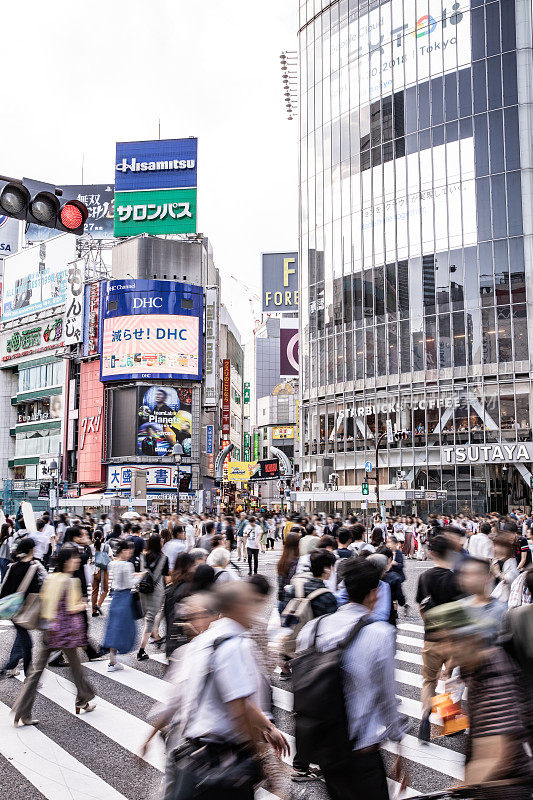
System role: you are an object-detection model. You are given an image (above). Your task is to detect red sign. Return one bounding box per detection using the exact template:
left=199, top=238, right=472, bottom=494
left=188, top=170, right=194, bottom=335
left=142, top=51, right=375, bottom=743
left=222, top=359, right=231, bottom=436
left=77, top=360, right=105, bottom=485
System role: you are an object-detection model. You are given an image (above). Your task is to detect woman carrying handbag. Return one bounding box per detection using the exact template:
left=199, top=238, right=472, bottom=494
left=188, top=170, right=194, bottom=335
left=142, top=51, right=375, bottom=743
left=11, top=544, right=96, bottom=726
left=137, top=534, right=168, bottom=661
left=0, top=538, right=42, bottom=678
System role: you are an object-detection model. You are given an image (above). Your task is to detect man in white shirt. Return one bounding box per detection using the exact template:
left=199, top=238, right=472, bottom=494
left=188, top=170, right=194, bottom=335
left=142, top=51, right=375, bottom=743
left=175, top=583, right=288, bottom=799
left=162, top=525, right=187, bottom=570
left=243, top=517, right=261, bottom=576
left=467, top=521, right=494, bottom=562
left=31, top=519, right=53, bottom=564
left=100, top=514, right=112, bottom=538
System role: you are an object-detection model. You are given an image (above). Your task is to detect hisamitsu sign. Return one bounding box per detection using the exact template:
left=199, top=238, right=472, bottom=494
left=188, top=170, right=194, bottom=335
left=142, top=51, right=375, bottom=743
left=262, top=252, right=298, bottom=312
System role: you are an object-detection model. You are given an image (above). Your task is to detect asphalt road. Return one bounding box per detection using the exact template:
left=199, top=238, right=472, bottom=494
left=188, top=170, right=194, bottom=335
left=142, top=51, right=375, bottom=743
left=0, top=547, right=466, bottom=800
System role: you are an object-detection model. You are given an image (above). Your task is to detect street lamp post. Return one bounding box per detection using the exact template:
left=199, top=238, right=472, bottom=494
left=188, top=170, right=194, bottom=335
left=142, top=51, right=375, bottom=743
left=374, top=431, right=388, bottom=515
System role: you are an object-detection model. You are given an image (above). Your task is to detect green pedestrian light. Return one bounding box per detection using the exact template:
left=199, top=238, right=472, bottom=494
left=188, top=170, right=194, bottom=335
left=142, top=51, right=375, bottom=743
left=362, top=482, right=369, bottom=496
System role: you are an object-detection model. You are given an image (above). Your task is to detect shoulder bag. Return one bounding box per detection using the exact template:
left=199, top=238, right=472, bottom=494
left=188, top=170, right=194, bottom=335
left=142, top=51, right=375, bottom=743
left=138, top=554, right=166, bottom=594
left=0, top=563, right=39, bottom=621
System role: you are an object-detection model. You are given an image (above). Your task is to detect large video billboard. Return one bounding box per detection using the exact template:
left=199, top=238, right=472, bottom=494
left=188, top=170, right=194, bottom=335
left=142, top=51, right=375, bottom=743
left=114, top=138, right=197, bottom=237
left=100, top=279, right=202, bottom=382
left=136, top=385, right=193, bottom=457
left=1, top=235, right=76, bottom=322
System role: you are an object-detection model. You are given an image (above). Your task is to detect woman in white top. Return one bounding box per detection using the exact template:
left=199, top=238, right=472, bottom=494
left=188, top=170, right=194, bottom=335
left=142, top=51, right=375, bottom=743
left=490, top=535, right=520, bottom=604
left=103, top=541, right=137, bottom=671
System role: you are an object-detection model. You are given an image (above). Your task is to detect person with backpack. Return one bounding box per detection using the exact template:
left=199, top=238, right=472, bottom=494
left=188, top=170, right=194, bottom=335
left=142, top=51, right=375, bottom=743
left=0, top=537, right=42, bottom=678
left=91, top=533, right=112, bottom=617
left=137, top=534, right=169, bottom=660
left=294, top=558, right=408, bottom=799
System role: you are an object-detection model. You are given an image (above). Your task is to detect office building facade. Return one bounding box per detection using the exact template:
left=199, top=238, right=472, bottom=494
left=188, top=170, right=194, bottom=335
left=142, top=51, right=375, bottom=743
left=298, top=0, right=533, bottom=513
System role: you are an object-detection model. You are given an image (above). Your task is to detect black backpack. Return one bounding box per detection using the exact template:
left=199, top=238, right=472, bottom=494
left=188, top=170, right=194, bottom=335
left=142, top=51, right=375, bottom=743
left=291, top=614, right=372, bottom=770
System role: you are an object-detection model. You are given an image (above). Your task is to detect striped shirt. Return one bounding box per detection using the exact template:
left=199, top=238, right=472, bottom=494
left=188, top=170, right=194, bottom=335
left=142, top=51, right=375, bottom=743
left=297, top=603, right=407, bottom=750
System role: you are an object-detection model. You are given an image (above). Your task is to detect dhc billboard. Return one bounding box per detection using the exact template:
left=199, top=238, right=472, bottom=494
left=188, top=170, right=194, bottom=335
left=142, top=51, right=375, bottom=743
left=99, top=279, right=203, bottom=382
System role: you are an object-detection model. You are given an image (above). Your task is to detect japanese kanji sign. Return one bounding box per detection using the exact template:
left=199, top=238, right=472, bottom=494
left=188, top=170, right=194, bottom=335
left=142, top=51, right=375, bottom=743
left=64, top=259, right=85, bottom=345
left=107, top=464, right=191, bottom=490
left=114, top=188, right=197, bottom=236
left=222, top=359, right=231, bottom=437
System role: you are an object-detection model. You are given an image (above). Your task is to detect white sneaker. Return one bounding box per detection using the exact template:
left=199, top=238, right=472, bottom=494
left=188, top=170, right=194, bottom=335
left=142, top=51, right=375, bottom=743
left=6, top=668, right=21, bottom=677
left=107, top=662, right=124, bottom=672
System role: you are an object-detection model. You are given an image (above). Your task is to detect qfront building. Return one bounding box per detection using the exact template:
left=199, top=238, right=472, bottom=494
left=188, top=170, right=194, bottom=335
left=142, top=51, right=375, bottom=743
left=297, top=0, right=533, bottom=513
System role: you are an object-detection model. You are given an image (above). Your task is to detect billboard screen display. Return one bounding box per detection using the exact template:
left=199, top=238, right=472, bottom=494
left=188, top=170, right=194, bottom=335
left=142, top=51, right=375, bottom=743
left=280, top=323, right=299, bottom=377
left=1, top=235, right=76, bottom=322
left=114, top=138, right=197, bottom=237
left=78, top=360, right=105, bottom=484
left=262, top=252, right=298, bottom=312
left=100, top=279, right=202, bottom=382
left=136, top=385, right=193, bottom=458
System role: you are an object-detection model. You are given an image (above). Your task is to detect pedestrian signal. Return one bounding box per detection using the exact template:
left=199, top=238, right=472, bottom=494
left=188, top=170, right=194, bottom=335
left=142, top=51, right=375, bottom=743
left=362, top=482, right=369, bottom=495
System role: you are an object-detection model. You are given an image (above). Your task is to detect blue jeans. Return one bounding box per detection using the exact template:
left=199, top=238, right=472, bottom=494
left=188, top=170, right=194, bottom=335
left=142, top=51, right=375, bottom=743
left=3, top=623, right=32, bottom=674
left=0, top=557, right=10, bottom=582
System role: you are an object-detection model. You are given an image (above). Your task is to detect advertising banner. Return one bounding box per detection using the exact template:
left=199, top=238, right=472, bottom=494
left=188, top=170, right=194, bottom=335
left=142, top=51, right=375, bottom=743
left=114, top=138, right=197, bottom=236
left=64, top=260, right=85, bottom=345
left=0, top=216, right=20, bottom=256
left=78, top=360, right=105, bottom=484
left=222, top=359, right=231, bottom=436
left=262, top=252, right=298, bottom=312
left=1, top=235, right=76, bottom=322
left=107, top=464, right=192, bottom=491
left=226, top=461, right=257, bottom=483
left=26, top=184, right=114, bottom=240
left=100, top=279, right=202, bottom=382
left=273, top=426, right=295, bottom=440
left=280, top=322, right=299, bottom=377
left=249, top=459, right=280, bottom=480
left=83, top=282, right=100, bottom=357
left=136, top=385, right=193, bottom=458
left=253, top=432, right=260, bottom=460
left=204, top=287, right=218, bottom=407
left=1, top=317, right=63, bottom=364
left=205, top=425, right=214, bottom=455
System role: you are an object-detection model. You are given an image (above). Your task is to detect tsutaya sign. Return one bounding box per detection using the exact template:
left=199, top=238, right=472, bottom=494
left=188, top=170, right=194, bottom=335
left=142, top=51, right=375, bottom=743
left=443, top=443, right=533, bottom=464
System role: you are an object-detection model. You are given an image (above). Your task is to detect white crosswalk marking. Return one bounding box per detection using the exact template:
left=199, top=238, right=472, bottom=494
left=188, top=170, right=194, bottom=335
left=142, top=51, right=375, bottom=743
left=0, top=700, right=129, bottom=800
left=397, top=623, right=424, bottom=634
left=397, top=634, right=423, bottom=648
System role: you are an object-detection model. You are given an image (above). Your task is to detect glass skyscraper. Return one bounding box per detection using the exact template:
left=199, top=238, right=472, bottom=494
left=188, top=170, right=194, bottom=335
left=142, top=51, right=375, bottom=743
left=298, top=0, right=533, bottom=513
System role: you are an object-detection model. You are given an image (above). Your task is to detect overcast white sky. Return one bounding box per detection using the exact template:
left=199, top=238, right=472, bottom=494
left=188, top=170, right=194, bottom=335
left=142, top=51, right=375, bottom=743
left=2, top=0, right=299, bottom=341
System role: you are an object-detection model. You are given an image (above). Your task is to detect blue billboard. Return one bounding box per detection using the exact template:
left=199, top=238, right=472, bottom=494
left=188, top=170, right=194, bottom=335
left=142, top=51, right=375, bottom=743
left=115, top=138, right=197, bottom=192
left=99, top=279, right=203, bottom=382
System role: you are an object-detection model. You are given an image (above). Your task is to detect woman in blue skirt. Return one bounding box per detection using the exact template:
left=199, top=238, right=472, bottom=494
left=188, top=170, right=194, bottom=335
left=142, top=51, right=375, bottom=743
left=103, top=540, right=137, bottom=671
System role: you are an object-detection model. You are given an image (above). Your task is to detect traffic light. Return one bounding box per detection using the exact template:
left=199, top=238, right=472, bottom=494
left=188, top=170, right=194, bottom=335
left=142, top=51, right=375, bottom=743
left=0, top=177, right=88, bottom=235
left=362, top=482, right=369, bottom=495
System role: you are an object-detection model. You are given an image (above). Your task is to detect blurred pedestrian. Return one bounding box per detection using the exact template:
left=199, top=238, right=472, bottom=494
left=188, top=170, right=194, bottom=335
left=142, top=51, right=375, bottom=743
left=103, top=540, right=137, bottom=671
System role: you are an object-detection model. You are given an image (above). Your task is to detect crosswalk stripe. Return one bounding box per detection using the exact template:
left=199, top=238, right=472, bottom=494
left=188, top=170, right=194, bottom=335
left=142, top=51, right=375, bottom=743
left=0, top=700, right=129, bottom=800
left=397, top=634, right=423, bottom=649
left=84, top=659, right=171, bottom=703
left=15, top=669, right=165, bottom=772
left=386, top=734, right=464, bottom=780
left=395, top=650, right=423, bottom=666
left=395, top=668, right=423, bottom=688
left=397, top=623, right=424, bottom=634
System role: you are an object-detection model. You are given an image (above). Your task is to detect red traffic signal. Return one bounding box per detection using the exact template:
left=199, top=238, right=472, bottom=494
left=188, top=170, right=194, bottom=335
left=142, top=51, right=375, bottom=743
left=0, top=177, right=88, bottom=235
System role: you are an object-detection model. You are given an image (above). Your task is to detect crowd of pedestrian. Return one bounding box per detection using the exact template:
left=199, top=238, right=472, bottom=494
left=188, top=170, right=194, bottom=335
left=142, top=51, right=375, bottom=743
left=0, top=504, right=531, bottom=798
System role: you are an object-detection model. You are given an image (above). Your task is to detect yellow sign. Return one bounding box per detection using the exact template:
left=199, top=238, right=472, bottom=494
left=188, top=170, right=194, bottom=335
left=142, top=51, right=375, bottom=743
left=225, top=461, right=258, bottom=483
left=273, top=426, right=295, bottom=440
left=272, top=381, right=295, bottom=396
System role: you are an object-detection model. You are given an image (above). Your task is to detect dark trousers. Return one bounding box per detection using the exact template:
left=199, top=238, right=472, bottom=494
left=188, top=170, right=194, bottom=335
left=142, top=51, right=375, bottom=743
left=247, top=549, right=259, bottom=574
left=266, top=538, right=275, bottom=550
left=322, top=749, right=389, bottom=800
left=3, top=623, right=32, bottom=674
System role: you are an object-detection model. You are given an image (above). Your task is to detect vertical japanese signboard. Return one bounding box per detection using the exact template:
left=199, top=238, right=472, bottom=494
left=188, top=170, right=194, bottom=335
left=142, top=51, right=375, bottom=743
left=222, top=359, right=231, bottom=436
left=243, top=432, right=250, bottom=461
left=204, top=287, right=218, bottom=407
left=64, top=259, right=85, bottom=345
left=253, top=432, right=260, bottom=460
left=114, top=138, right=197, bottom=237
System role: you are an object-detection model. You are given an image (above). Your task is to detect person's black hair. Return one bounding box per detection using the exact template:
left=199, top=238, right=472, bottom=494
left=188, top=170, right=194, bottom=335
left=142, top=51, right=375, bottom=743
left=56, top=544, right=79, bottom=572
left=310, top=549, right=336, bottom=577
left=0, top=522, right=12, bottom=544
left=204, top=520, right=215, bottom=534
left=351, top=523, right=365, bottom=541
left=248, top=574, right=271, bottom=596
left=94, top=532, right=103, bottom=551
left=131, top=524, right=141, bottom=534
left=116, top=540, right=134, bottom=555
left=445, top=525, right=466, bottom=539
left=191, top=563, right=215, bottom=592
left=343, top=559, right=382, bottom=604
left=15, top=537, right=35, bottom=557
left=36, top=518, right=45, bottom=531
left=63, top=525, right=81, bottom=543
left=338, top=527, right=352, bottom=546
left=112, top=523, right=122, bottom=538
left=428, top=534, right=452, bottom=559
left=172, top=524, right=184, bottom=538
left=358, top=549, right=372, bottom=559
left=146, top=534, right=162, bottom=556
left=480, top=522, right=492, bottom=535
left=370, top=529, right=384, bottom=547
left=463, top=556, right=490, bottom=573
left=502, top=518, right=518, bottom=534
left=376, top=546, right=393, bottom=560
left=123, top=521, right=132, bottom=534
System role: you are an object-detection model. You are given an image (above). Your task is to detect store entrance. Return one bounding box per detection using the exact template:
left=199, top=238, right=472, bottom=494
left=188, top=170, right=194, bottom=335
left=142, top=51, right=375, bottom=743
left=488, top=465, right=508, bottom=515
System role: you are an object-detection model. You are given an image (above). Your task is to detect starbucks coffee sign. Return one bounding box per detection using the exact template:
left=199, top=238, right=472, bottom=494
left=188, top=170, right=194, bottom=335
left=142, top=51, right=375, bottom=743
left=443, top=442, right=533, bottom=465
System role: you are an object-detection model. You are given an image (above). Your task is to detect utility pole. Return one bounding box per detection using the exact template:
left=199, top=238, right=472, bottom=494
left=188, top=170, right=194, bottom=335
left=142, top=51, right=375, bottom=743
left=374, top=431, right=388, bottom=513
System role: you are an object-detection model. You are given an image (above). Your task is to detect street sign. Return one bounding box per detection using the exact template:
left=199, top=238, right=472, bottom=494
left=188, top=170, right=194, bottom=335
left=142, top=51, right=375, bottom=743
left=386, top=419, right=394, bottom=444
left=49, top=488, right=57, bottom=509
left=414, top=490, right=425, bottom=500
left=425, top=490, right=437, bottom=500
left=365, top=460, right=372, bottom=472
left=436, top=490, right=447, bottom=500
left=361, top=501, right=368, bottom=509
